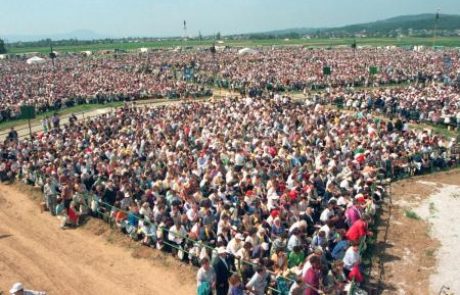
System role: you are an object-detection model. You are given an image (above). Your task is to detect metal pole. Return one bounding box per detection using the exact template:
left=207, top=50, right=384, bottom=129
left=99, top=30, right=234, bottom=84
left=50, top=40, right=55, bottom=68
left=28, top=118, right=32, bottom=139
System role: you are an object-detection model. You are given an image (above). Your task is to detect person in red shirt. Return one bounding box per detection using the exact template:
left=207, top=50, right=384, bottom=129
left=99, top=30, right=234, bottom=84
left=348, top=264, right=364, bottom=284
left=345, top=214, right=372, bottom=242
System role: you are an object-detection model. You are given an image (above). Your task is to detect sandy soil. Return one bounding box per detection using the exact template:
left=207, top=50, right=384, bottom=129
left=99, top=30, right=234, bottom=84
left=415, top=181, right=460, bottom=294
left=372, top=169, right=460, bottom=295
left=0, top=184, right=196, bottom=295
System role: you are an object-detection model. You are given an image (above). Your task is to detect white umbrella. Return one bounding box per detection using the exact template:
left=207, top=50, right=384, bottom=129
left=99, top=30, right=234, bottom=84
left=26, top=56, right=46, bottom=64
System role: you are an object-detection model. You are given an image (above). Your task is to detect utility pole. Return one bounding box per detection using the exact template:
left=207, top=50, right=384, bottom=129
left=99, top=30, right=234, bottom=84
left=49, top=39, right=56, bottom=67
left=183, top=20, right=187, bottom=40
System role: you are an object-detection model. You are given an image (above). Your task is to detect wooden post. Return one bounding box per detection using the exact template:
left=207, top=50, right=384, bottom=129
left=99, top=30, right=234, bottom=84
left=28, top=118, right=32, bottom=139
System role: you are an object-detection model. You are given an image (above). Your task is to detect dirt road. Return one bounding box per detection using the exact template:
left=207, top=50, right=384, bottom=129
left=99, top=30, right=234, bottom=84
left=373, top=169, right=460, bottom=295
left=0, top=184, right=196, bottom=295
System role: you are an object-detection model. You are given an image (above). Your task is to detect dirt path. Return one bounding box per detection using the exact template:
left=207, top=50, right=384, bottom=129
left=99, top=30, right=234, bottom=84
left=0, top=184, right=196, bottom=295
left=415, top=181, right=460, bottom=294
left=372, top=169, right=460, bottom=295
left=4, top=96, right=223, bottom=140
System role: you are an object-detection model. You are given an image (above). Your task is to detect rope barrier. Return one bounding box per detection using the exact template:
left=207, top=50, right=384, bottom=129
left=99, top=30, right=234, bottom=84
left=6, top=98, right=459, bottom=294
left=14, top=148, right=460, bottom=295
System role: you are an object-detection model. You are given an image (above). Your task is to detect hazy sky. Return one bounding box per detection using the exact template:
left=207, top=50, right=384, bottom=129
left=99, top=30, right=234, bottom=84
left=1, top=0, right=459, bottom=37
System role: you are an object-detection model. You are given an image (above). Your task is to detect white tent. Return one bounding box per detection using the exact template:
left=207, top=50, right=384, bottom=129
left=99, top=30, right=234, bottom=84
left=238, top=48, right=258, bottom=55
left=139, top=47, right=150, bottom=53
left=26, top=56, right=46, bottom=64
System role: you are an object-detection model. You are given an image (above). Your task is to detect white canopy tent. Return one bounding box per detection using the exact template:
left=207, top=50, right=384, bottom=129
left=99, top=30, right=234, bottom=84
left=238, top=48, right=258, bottom=55
left=26, top=56, right=46, bottom=65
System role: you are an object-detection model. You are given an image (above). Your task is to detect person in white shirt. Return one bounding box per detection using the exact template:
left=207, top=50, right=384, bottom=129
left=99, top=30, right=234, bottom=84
left=246, top=266, right=269, bottom=295
left=140, top=220, right=157, bottom=246
left=287, top=228, right=302, bottom=252
left=342, top=242, right=361, bottom=271
left=320, top=200, right=336, bottom=223
left=43, top=178, right=58, bottom=216
left=226, top=233, right=244, bottom=255
left=139, top=202, right=153, bottom=222
left=186, top=203, right=200, bottom=223
left=9, top=282, right=46, bottom=295
left=168, top=222, right=187, bottom=246
left=196, top=258, right=216, bottom=292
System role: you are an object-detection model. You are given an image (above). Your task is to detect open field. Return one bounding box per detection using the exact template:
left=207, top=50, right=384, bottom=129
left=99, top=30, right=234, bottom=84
left=6, top=37, right=460, bottom=54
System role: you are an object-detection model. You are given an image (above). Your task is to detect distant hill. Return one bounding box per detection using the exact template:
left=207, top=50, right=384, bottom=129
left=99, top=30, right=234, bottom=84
left=3, top=30, right=110, bottom=43
left=326, top=14, right=460, bottom=35
left=235, top=14, right=460, bottom=38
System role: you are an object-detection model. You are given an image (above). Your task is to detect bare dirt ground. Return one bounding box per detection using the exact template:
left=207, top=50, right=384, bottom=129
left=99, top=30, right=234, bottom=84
left=372, top=169, right=460, bottom=295
left=0, top=184, right=196, bottom=295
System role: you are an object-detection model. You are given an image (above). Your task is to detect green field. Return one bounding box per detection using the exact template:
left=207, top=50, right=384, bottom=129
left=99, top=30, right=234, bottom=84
left=6, top=37, right=460, bottom=54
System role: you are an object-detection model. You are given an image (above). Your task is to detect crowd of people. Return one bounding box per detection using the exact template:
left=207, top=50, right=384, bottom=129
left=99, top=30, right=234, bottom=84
left=1, top=94, right=458, bottom=294
left=0, top=52, right=211, bottom=121
left=210, top=47, right=460, bottom=93
left=1, top=47, right=458, bottom=124
left=304, top=83, right=460, bottom=128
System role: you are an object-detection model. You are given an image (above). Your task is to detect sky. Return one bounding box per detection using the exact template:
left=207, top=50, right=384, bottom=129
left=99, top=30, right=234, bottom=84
left=1, top=0, right=459, bottom=39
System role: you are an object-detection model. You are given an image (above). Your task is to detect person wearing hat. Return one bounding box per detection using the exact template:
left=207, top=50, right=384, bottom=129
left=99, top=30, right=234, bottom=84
left=9, top=282, right=46, bottom=295
left=213, top=246, right=230, bottom=295
left=226, top=233, right=244, bottom=256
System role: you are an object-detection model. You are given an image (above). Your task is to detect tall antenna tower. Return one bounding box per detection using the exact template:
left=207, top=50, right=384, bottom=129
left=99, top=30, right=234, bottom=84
left=183, top=20, right=187, bottom=40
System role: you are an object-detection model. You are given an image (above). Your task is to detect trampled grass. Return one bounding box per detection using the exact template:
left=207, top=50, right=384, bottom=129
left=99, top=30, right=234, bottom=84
left=0, top=101, right=123, bottom=132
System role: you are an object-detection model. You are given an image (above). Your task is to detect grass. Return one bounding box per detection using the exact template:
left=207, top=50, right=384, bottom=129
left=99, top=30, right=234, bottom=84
left=0, top=101, right=123, bottom=132
left=405, top=209, right=421, bottom=220
left=411, top=122, right=458, bottom=140
left=6, top=36, right=460, bottom=54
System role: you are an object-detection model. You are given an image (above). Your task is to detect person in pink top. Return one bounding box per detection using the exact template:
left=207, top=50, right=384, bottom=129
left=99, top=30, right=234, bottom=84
left=345, top=200, right=362, bottom=226
left=304, top=255, right=322, bottom=295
